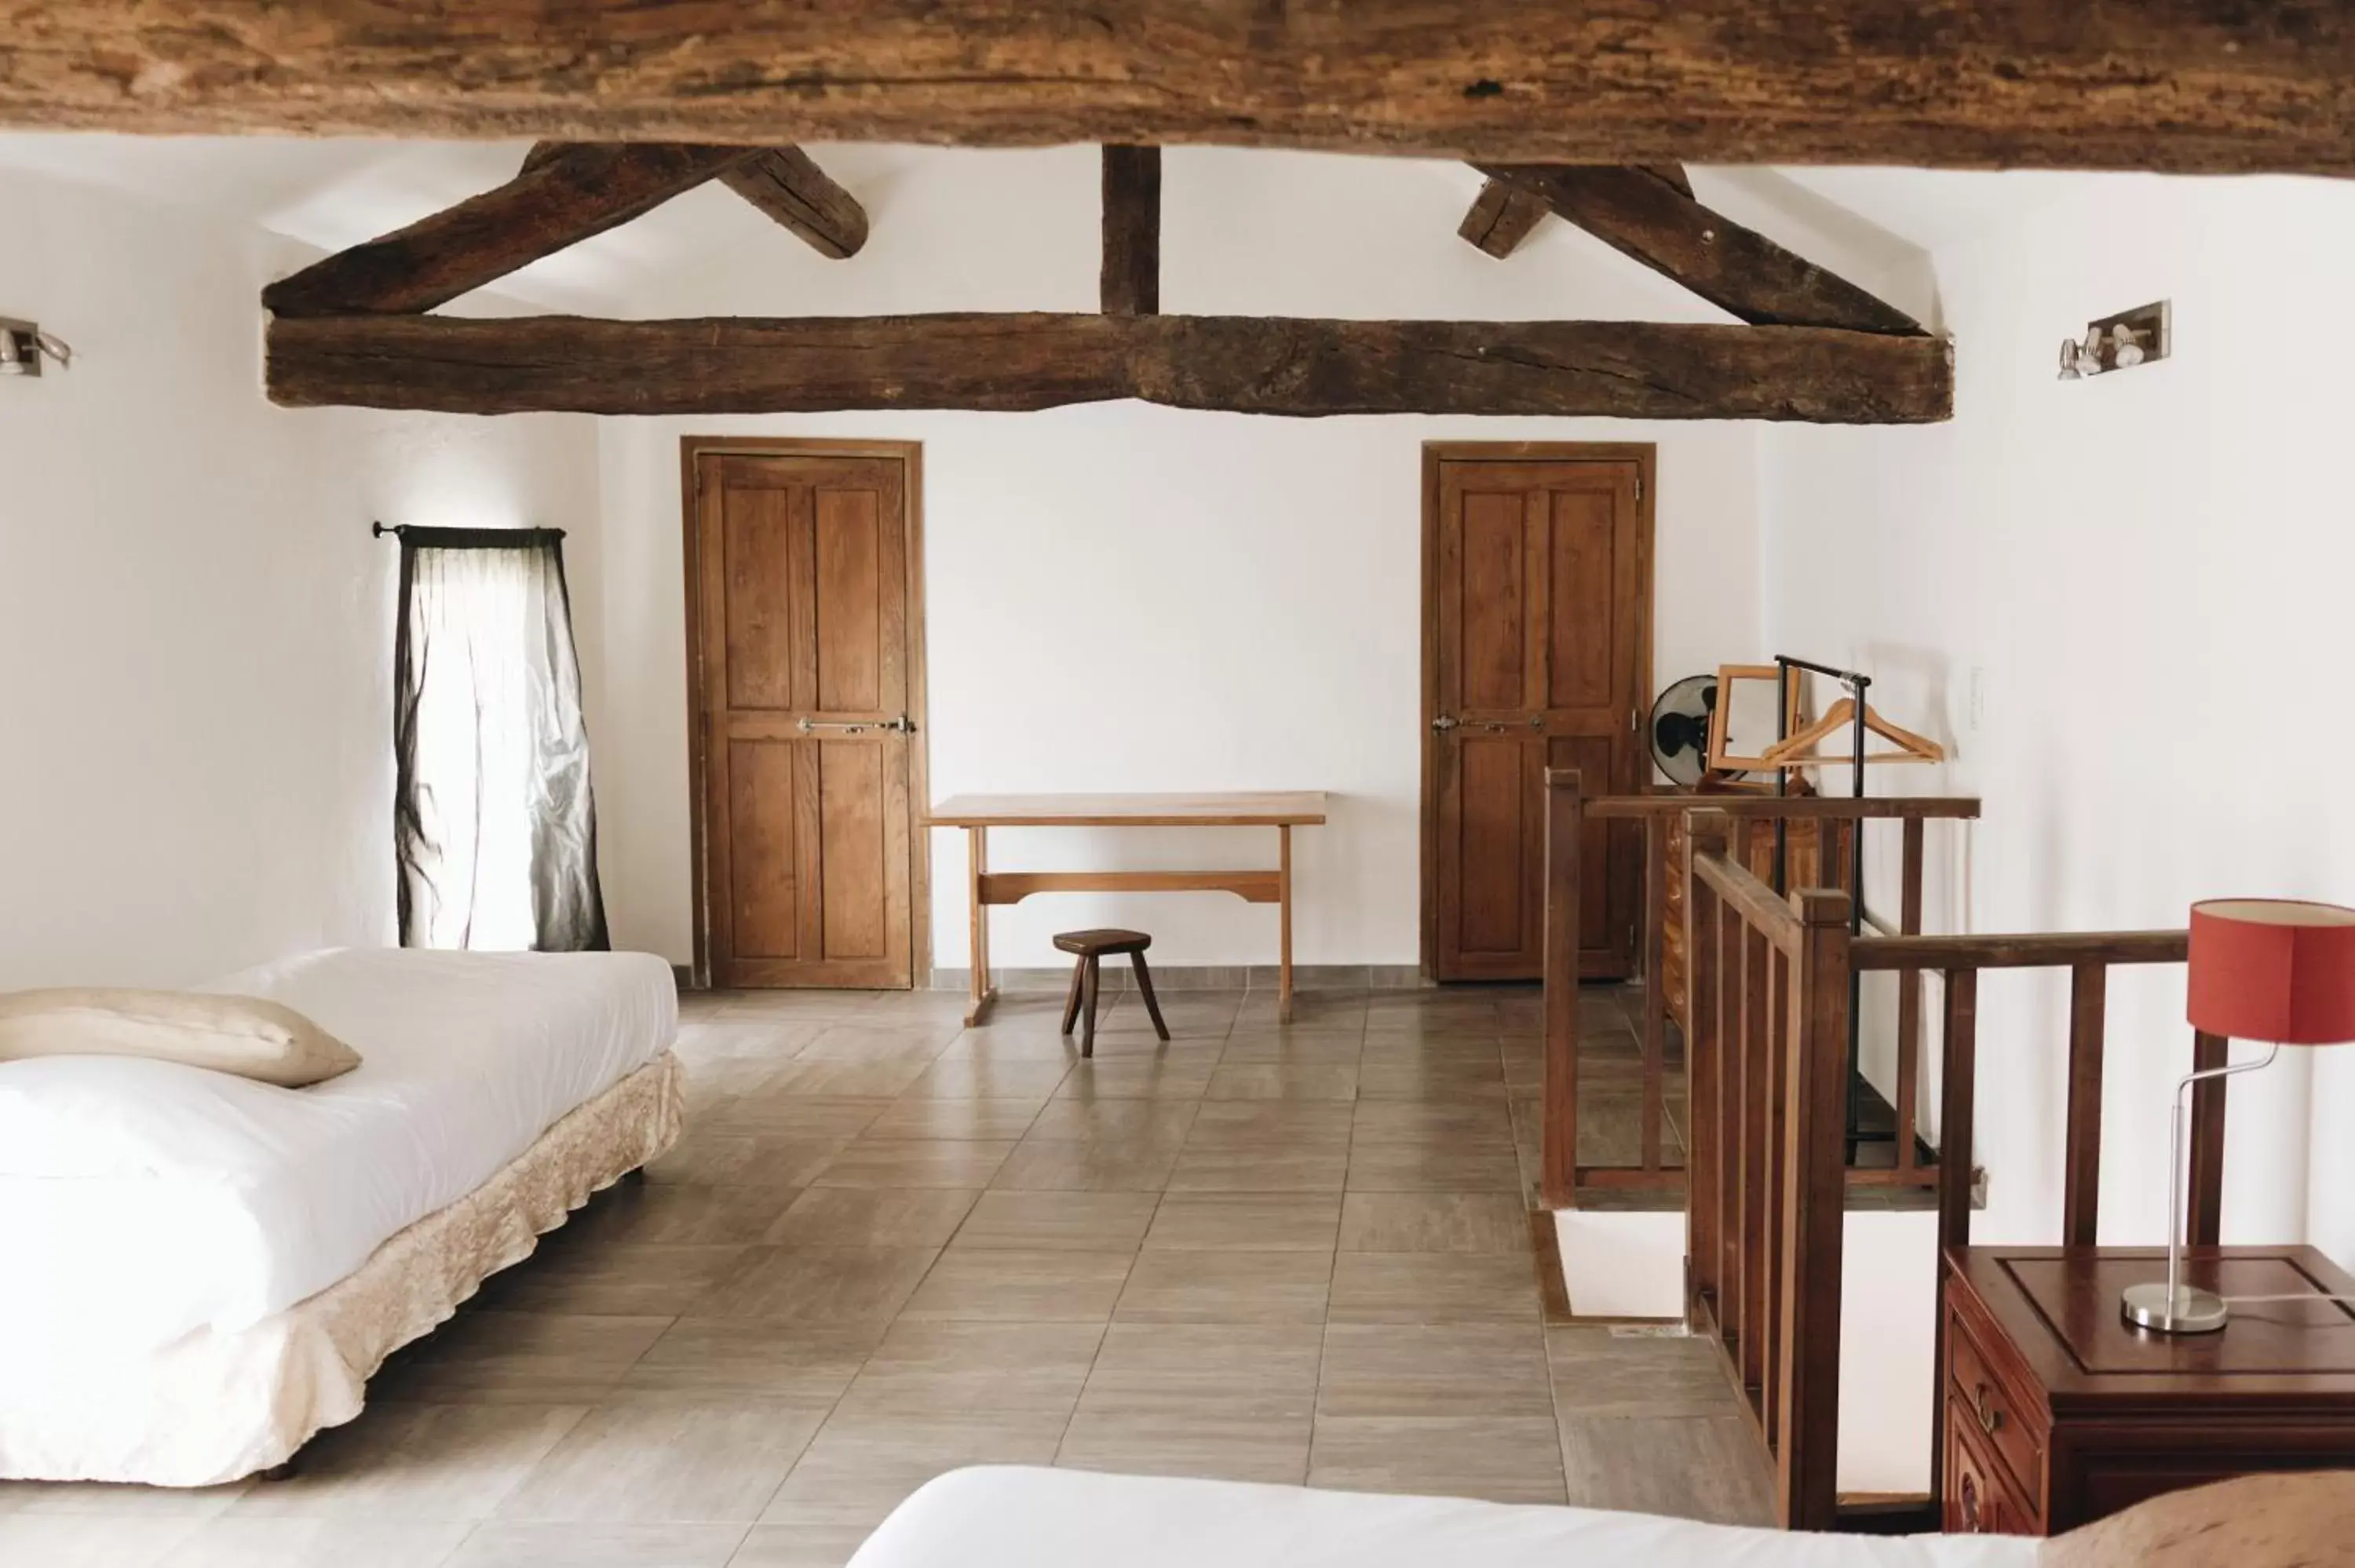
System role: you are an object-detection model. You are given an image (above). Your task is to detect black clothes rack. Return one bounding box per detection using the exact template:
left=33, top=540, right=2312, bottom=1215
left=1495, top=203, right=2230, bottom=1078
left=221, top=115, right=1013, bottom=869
left=1769, top=655, right=1878, bottom=1161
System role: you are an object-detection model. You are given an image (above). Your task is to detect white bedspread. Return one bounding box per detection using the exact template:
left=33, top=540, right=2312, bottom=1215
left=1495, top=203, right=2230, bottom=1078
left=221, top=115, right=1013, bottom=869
left=0, top=948, right=676, bottom=1351
left=850, top=1469, right=2038, bottom=1568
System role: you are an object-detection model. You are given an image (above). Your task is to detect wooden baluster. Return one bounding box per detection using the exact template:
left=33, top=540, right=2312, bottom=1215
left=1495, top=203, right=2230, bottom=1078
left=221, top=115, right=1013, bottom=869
left=1641, top=813, right=1667, bottom=1172
left=1896, top=816, right=1924, bottom=1172
left=1776, top=888, right=1852, bottom=1532
left=1716, top=877, right=1740, bottom=1341
left=2187, top=1030, right=2229, bottom=1247
left=1740, top=922, right=1772, bottom=1405
left=1729, top=914, right=1754, bottom=1373
left=1542, top=770, right=1583, bottom=1206
left=1762, top=942, right=1791, bottom=1457
left=1936, top=969, right=1980, bottom=1259
left=1685, top=816, right=1728, bottom=1319
left=2062, top=962, right=2108, bottom=1248
left=1927, top=965, right=1979, bottom=1512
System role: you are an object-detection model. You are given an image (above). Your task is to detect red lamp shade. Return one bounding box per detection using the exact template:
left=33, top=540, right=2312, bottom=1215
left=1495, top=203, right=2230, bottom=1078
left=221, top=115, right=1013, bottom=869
left=2187, top=899, right=2355, bottom=1045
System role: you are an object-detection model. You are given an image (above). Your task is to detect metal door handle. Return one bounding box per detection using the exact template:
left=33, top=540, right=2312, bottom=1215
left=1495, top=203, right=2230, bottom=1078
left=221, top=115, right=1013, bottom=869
left=1430, top=715, right=1459, bottom=733
left=798, top=715, right=915, bottom=735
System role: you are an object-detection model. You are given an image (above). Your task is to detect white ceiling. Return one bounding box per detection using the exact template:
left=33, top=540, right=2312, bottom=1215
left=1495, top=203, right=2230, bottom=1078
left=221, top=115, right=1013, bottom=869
left=0, top=133, right=931, bottom=312
left=0, top=132, right=2114, bottom=313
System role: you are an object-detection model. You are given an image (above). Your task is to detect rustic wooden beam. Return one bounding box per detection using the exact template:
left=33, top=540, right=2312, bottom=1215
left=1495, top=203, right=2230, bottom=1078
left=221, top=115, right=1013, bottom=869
left=262, top=144, right=753, bottom=317
left=1458, top=177, right=1550, bottom=259
left=717, top=148, right=869, bottom=259
left=1474, top=165, right=1924, bottom=334
left=1460, top=165, right=1695, bottom=259
left=265, top=312, right=1953, bottom=423
left=1101, top=147, right=1161, bottom=315
left=1638, top=165, right=1695, bottom=199
left=6, top=5, right=2352, bottom=175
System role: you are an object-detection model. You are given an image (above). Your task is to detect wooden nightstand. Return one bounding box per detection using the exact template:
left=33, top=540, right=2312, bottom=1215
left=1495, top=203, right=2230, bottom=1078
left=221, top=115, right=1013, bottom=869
left=1942, top=1245, right=2355, bottom=1536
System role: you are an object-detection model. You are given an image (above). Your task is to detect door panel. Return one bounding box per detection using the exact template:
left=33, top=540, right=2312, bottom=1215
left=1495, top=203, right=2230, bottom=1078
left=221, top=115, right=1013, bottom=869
left=1547, top=487, right=1617, bottom=709
left=814, top=488, right=884, bottom=712
left=818, top=739, right=888, bottom=960
left=1460, top=491, right=1528, bottom=710
left=723, top=488, right=797, bottom=711
left=1455, top=734, right=1535, bottom=959
left=1430, top=454, right=1648, bottom=983
left=696, top=451, right=917, bottom=988
left=727, top=738, right=801, bottom=959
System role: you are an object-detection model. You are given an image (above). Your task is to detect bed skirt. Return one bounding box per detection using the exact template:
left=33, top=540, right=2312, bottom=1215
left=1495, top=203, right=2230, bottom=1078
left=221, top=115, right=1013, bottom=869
left=0, top=1050, right=684, bottom=1487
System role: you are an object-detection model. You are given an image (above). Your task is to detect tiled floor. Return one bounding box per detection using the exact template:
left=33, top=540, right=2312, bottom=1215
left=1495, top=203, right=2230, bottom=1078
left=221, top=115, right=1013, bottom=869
left=0, top=983, right=1770, bottom=1567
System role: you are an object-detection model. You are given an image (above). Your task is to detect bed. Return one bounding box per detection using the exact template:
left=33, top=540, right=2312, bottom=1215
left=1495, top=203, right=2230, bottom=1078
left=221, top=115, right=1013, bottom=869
left=849, top=1468, right=2038, bottom=1568
left=0, top=946, right=681, bottom=1487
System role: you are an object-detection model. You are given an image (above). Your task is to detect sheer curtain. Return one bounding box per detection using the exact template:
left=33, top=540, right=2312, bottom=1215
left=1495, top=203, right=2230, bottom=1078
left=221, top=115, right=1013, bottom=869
left=392, top=527, right=608, bottom=951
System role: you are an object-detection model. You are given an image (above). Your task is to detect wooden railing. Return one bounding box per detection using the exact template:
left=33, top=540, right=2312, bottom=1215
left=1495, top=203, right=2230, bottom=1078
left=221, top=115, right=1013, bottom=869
left=1671, top=818, right=2199, bottom=1529
left=1540, top=768, right=1982, bottom=1205
left=1681, top=823, right=1853, bottom=1526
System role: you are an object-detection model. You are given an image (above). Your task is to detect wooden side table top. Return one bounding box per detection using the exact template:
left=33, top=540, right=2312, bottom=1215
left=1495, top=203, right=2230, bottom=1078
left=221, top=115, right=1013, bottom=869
left=926, top=791, right=1328, bottom=828
left=1952, top=1245, right=2355, bottom=1409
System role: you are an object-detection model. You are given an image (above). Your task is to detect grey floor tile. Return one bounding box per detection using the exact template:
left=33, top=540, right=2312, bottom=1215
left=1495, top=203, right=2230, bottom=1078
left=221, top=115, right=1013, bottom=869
left=497, top=1402, right=823, bottom=1523
left=953, top=1191, right=1162, bottom=1252
left=692, top=1246, right=940, bottom=1325
left=1558, top=1414, right=1775, bottom=1524
left=1113, top=1249, right=1334, bottom=1323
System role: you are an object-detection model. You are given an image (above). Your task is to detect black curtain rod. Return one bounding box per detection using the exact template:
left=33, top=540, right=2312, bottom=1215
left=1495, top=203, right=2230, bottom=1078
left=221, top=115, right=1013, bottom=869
left=372, top=522, right=567, bottom=546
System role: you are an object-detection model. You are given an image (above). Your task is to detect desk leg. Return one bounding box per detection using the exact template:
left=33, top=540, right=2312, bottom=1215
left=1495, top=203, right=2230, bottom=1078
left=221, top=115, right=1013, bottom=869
left=1277, top=824, right=1294, bottom=1024
left=965, top=826, right=997, bottom=1026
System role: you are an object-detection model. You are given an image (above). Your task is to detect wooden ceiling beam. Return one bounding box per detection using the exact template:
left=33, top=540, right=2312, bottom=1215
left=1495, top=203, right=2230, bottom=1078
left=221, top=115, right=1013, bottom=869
left=717, top=148, right=869, bottom=259
left=1458, top=178, right=1551, bottom=259
left=1459, top=165, right=1696, bottom=259
left=263, top=143, right=753, bottom=317
left=6, top=3, right=2350, bottom=174
left=1473, top=164, right=1923, bottom=334
left=265, top=312, right=1952, bottom=424
left=1101, top=147, right=1163, bottom=315
left=1638, top=165, right=1695, bottom=199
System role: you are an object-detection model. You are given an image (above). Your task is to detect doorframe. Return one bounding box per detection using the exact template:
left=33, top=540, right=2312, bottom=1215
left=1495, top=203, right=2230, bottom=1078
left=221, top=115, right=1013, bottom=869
left=1417, top=440, right=1657, bottom=983
left=678, top=436, right=933, bottom=991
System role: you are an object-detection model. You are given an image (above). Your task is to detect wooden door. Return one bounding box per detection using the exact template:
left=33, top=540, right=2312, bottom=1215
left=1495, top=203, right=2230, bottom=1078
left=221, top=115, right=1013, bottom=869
left=1426, top=450, right=1650, bottom=982
left=691, top=449, right=921, bottom=987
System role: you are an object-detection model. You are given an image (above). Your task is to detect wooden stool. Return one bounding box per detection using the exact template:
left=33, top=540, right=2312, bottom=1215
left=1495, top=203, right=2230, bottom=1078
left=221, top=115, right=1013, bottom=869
left=1053, top=928, right=1170, bottom=1058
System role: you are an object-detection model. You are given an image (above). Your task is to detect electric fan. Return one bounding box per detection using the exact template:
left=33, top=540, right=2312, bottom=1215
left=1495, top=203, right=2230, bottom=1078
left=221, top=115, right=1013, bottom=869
left=1648, top=674, right=1720, bottom=786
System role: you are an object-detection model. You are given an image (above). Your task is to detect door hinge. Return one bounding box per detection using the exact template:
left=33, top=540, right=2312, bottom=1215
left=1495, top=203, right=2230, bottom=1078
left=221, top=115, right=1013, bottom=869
left=1634, top=472, right=1645, bottom=503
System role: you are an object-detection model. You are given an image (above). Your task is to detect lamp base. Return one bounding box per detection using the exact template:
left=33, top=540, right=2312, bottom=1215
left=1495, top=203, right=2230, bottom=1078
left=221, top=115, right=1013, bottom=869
left=2120, top=1282, right=2229, bottom=1334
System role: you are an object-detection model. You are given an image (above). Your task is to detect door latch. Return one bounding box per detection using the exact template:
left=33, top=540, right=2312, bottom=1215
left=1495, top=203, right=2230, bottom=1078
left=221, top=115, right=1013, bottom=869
left=798, top=714, right=916, bottom=736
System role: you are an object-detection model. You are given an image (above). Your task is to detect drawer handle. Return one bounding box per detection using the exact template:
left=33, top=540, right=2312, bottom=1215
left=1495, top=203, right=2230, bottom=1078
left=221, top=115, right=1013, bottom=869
left=1973, top=1383, right=2006, bottom=1435
left=1960, top=1471, right=1984, bottom=1533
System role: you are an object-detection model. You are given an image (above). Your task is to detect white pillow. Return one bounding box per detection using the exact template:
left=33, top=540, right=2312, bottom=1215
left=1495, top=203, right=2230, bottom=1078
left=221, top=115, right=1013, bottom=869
left=0, top=989, right=361, bottom=1088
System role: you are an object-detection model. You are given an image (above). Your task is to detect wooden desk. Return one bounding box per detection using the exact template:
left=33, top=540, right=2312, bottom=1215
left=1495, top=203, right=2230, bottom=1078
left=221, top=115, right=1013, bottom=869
left=926, top=792, right=1327, bottom=1026
left=1943, top=1245, right=2355, bottom=1535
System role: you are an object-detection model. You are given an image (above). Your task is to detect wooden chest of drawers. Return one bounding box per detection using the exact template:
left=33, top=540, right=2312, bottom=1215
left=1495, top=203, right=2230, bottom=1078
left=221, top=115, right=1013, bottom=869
left=1942, top=1245, right=2355, bottom=1537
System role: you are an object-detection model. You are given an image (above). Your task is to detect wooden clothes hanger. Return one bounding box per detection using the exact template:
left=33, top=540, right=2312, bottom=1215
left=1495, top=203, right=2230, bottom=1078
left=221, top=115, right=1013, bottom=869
left=1757, top=696, right=1945, bottom=768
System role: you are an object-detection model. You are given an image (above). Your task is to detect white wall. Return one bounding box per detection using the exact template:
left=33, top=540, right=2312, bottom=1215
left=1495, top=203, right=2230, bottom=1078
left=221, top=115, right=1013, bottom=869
left=1760, top=173, right=2355, bottom=1267
left=593, top=148, right=1769, bottom=970
left=0, top=159, right=601, bottom=988
left=1556, top=1208, right=1937, bottom=1495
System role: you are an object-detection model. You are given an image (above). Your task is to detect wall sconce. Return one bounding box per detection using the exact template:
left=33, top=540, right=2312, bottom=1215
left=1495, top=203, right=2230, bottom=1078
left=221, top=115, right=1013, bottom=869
left=2059, top=301, right=2169, bottom=380
left=0, top=318, right=74, bottom=378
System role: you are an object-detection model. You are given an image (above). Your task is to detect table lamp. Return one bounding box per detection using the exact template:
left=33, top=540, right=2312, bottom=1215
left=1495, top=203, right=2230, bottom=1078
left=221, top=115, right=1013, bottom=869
left=2121, top=897, right=2355, bottom=1334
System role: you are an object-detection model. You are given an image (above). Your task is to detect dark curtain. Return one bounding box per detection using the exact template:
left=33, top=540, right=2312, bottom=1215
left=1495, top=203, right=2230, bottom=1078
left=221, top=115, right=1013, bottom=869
left=392, top=527, right=609, bottom=952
